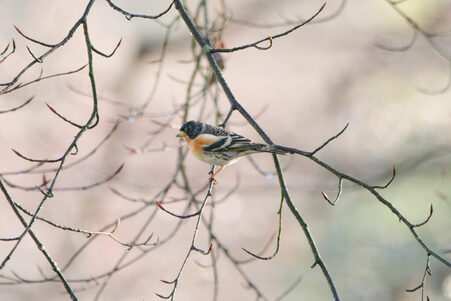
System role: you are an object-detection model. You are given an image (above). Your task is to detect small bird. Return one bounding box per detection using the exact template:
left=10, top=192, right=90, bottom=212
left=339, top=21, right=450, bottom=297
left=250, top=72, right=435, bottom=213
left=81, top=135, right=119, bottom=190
left=176, top=120, right=286, bottom=181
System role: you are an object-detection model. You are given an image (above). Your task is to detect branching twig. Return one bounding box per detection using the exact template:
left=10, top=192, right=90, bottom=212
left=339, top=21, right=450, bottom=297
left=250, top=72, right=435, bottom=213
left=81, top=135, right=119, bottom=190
left=46, top=103, right=84, bottom=128
left=382, top=0, right=451, bottom=94
left=0, top=39, right=16, bottom=63
left=0, top=0, right=96, bottom=93
left=0, top=180, right=78, bottom=301
left=231, top=0, right=346, bottom=27
left=157, top=180, right=215, bottom=300
left=2, top=65, right=87, bottom=94
left=210, top=3, right=326, bottom=53
left=1, top=164, right=124, bottom=192
left=406, top=254, right=431, bottom=301
left=242, top=194, right=284, bottom=260
left=2, top=1, right=450, bottom=300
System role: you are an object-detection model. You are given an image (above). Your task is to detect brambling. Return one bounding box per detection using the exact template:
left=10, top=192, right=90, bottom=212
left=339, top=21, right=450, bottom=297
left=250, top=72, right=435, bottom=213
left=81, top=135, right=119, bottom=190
left=176, top=120, right=286, bottom=181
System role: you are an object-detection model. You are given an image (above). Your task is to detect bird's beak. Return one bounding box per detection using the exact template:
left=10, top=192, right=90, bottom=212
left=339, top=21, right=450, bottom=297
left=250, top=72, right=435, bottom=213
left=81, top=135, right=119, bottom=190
left=176, top=131, right=186, bottom=138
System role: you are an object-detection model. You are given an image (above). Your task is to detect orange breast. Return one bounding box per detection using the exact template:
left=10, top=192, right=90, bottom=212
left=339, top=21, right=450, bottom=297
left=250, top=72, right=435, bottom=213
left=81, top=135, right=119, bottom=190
left=184, top=135, right=218, bottom=156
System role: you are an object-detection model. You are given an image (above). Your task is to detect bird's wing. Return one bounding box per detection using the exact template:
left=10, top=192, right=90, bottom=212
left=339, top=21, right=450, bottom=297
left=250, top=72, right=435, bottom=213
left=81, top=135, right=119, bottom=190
left=202, top=135, right=231, bottom=151
left=203, top=132, right=258, bottom=152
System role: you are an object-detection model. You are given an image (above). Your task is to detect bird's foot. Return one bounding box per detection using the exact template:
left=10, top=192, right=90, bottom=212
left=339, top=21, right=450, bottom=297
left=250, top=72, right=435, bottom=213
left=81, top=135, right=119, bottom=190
left=209, top=175, right=218, bottom=184
left=208, top=166, right=223, bottom=184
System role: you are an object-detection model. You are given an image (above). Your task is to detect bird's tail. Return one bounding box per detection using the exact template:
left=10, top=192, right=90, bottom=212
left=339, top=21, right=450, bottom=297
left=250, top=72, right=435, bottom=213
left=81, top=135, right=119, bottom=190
left=255, top=144, right=288, bottom=155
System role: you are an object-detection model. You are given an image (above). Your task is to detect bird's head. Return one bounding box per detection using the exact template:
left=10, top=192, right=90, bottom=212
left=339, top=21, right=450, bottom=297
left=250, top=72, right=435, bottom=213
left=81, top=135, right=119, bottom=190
left=176, top=120, right=204, bottom=139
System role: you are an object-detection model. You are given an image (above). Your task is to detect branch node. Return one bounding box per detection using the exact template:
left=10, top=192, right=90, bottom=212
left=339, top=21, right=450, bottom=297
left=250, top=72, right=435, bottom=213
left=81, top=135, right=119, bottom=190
left=70, top=143, right=79, bottom=156
left=36, top=185, right=53, bottom=198
left=87, top=112, right=99, bottom=129
left=202, top=44, right=212, bottom=54
left=0, top=38, right=16, bottom=63
left=310, top=260, right=319, bottom=269
left=46, top=103, right=83, bottom=129
left=310, top=123, right=349, bottom=155
left=26, top=46, right=42, bottom=63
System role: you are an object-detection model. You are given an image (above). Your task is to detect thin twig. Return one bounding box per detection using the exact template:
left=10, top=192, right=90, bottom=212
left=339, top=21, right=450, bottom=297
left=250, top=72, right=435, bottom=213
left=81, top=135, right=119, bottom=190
left=105, top=0, right=175, bottom=20
left=210, top=3, right=326, bottom=53
left=0, top=96, right=34, bottom=114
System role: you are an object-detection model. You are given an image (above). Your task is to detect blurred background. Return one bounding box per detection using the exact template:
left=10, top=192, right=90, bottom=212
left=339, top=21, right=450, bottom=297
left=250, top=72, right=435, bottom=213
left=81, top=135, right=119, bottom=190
left=0, top=0, right=451, bottom=300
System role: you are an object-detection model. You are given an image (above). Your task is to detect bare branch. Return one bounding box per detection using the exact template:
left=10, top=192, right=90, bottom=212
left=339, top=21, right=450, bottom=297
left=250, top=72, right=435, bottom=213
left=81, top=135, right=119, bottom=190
left=310, top=123, right=349, bottom=155
left=0, top=96, right=34, bottom=114
left=156, top=201, right=201, bottom=219
left=2, top=164, right=124, bottom=192
left=53, top=164, right=124, bottom=191
left=231, top=0, right=346, bottom=27
left=406, top=254, right=431, bottom=301
left=91, top=38, right=122, bottom=58
left=411, top=205, right=434, bottom=228
left=211, top=3, right=326, bottom=53
left=0, top=0, right=96, bottom=93
left=322, top=177, right=343, bottom=206
left=373, top=165, right=397, bottom=189
left=382, top=0, right=451, bottom=94
left=0, top=180, right=78, bottom=300
left=106, top=0, right=175, bottom=20
left=3, top=64, right=87, bottom=94
left=46, top=103, right=84, bottom=128
left=0, top=39, right=16, bottom=63
left=241, top=194, right=284, bottom=261
left=11, top=149, right=62, bottom=163
left=14, top=25, right=57, bottom=47
left=25, top=45, right=42, bottom=63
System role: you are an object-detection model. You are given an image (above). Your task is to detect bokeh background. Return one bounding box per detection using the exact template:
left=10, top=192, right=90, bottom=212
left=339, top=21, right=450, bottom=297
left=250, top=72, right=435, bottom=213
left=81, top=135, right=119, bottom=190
left=1, top=0, right=451, bottom=300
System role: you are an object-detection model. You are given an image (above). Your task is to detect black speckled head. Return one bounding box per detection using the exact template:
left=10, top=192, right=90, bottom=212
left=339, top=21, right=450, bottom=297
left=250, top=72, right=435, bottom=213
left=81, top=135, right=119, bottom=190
left=178, top=120, right=204, bottom=139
